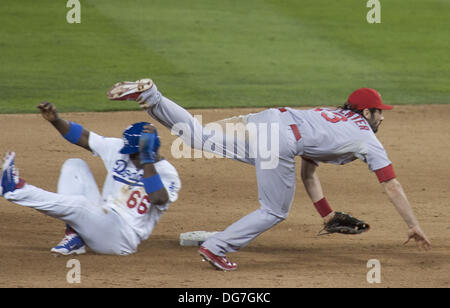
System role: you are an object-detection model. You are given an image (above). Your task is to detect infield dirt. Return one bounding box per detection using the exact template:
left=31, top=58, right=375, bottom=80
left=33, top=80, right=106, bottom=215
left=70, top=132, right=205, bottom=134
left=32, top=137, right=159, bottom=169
left=0, top=106, right=449, bottom=288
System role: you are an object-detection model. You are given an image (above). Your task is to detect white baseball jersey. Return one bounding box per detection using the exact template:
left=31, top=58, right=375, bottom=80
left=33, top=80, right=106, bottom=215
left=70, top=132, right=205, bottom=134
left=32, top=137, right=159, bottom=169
left=4, top=131, right=181, bottom=255
left=287, top=107, right=392, bottom=172
left=89, top=132, right=181, bottom=241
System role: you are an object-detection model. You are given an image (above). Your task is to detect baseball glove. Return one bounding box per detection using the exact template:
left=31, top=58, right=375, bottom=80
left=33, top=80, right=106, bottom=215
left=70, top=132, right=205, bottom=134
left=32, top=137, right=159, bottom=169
left=318, top=211, right=370, bottom=235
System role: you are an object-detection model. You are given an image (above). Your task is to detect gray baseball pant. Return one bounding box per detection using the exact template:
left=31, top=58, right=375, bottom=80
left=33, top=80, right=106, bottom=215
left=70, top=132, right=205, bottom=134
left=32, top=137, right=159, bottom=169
left=147, top=95, right=301, bottom=256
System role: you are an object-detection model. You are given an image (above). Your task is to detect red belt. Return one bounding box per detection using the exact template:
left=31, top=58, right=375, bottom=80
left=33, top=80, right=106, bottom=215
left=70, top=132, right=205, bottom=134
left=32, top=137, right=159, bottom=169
left=279, top=108, right=302, bottom=141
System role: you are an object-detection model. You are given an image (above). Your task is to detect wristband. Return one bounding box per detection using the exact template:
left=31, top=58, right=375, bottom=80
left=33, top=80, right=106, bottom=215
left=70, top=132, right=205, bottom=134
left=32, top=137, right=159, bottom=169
left=375, top=164, right=396, bottom=183
left=313, top=197, right=333, bottom=218
left=63, top=121, right=83, bottom=144
left=142, top=174, right=164, bottom=194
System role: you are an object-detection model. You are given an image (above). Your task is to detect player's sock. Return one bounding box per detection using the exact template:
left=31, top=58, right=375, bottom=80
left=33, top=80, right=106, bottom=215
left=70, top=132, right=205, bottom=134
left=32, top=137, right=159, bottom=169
left=138, top=83, right=162, bottom=108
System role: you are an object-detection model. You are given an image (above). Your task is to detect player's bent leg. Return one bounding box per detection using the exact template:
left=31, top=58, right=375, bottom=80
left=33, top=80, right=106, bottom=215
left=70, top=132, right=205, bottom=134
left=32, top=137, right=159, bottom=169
left=202, top=208, right=284, bottom=256
left=57, top=158, right=101, bottom=202
left=51, top=158, right=102, bottom=255
left=1, top=153, right=138, bottom=255
left=72, top=205, right=140, bottom=255
left=1, top=152, right=87, bottom=255
left=2, top=152, right=91, bottom=227
left=199, top=208, right=284, bottom=271
left=4, top=184, right=91, bottom=223
left=199, top=143, right=297, bottom=270
left=4, top=184, right=138, bottom=255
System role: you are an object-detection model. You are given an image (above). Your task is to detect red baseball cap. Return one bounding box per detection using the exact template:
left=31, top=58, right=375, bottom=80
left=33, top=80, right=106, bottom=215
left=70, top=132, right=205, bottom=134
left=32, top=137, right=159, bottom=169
left=347, top=88, right=393, bottom=110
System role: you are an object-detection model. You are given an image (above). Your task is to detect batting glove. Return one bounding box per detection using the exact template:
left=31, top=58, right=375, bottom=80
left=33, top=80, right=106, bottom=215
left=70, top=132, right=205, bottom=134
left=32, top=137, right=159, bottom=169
left=139, top=131, right=160, bottom=164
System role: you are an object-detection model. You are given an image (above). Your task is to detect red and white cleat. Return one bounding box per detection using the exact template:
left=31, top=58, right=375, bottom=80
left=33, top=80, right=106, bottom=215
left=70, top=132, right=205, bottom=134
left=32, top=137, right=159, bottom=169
left=199, top=246, right=238, bottom=271
left=107, top=78, right=154, bottom=101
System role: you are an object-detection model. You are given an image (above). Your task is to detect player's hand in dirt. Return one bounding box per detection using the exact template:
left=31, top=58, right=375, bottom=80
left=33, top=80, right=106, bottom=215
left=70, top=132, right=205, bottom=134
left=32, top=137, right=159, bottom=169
left=37, top=102, right=59, bottom=122
left=403, top=225, right=431, bottom=251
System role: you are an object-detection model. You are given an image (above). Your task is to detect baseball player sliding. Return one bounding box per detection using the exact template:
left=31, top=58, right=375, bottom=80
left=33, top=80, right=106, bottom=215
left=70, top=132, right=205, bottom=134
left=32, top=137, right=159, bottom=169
left=1, top=102, right=181, bottom=255
left=107, top=79, right=431, bottom=271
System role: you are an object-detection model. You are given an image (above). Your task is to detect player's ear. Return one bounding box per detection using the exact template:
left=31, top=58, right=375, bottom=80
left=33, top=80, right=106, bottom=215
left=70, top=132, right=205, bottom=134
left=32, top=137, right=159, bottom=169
left=362, top=108, right=371, bottom=119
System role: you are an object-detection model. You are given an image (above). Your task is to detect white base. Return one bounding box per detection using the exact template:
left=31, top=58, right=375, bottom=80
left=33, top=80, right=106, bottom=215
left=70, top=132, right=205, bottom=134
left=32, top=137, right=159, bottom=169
left=179, top=231, right=219, bottom=246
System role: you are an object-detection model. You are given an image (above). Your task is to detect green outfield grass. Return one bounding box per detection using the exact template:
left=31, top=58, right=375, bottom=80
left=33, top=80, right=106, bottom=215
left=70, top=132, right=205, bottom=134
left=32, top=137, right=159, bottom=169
left=0, top=0, right=449, bottom=113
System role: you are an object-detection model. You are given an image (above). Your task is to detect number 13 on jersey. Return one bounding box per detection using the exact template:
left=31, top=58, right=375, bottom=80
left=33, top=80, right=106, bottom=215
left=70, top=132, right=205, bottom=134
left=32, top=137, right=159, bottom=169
left=126, top=190, right=150, bottom=215
left=315, top=108, right=348, bottom=123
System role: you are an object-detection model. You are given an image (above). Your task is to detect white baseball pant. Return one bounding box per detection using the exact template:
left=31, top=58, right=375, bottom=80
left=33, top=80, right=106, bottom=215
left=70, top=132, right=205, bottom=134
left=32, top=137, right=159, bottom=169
left=4, top=159, right=139, bottom=255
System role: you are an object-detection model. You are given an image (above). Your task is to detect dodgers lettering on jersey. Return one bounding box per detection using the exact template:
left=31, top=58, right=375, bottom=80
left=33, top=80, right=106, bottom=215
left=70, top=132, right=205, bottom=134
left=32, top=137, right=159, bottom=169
left=88, top=132, right=181, bottom=241
left=112, top=159, right=144, bottom=187
left=286, top=107, right=391, bottom=172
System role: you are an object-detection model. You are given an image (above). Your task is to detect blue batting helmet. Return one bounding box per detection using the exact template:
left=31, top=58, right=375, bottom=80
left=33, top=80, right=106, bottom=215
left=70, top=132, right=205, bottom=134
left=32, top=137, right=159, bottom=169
left=119, top=122, right=151, bottom=154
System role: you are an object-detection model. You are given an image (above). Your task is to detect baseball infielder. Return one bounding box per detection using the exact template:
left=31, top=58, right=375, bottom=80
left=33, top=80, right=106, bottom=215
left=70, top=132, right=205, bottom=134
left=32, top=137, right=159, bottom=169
left=0, top=102, right=181, bottom=255
left=107, top=79, right=431, bottom=270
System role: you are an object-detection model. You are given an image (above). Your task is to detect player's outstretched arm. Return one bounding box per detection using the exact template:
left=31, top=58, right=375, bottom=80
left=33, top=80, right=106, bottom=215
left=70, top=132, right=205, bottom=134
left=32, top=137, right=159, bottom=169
left=301, top=158, right=335, bottom=223
left=301, top=158, right=324, bottom=203
left=381, top=178, right=431, bottom=250
left=37, top=102, right=91, bottom=152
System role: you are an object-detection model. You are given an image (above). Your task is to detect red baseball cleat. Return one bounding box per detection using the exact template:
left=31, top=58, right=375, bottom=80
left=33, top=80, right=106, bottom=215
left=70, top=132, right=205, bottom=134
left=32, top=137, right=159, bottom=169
left=198, top=246, right=237, bottom=271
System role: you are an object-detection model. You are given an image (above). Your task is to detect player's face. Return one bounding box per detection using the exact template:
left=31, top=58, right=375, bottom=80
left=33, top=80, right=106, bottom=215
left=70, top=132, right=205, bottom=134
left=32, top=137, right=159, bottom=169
left=128, top=152, right=162, bottom=169
left=129, top=153, right=142, bottom=168
left=367, top=109, right=384, bottom=133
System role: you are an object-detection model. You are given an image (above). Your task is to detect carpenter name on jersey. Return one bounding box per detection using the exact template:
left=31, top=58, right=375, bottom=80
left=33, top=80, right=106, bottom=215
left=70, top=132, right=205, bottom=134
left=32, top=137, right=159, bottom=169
left=287, top=107, right=392, bottom=172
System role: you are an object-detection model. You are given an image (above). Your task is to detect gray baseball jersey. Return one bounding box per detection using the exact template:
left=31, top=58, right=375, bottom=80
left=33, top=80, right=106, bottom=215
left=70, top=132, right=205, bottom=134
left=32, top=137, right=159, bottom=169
left=284, top=107, right=392, bottom=171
